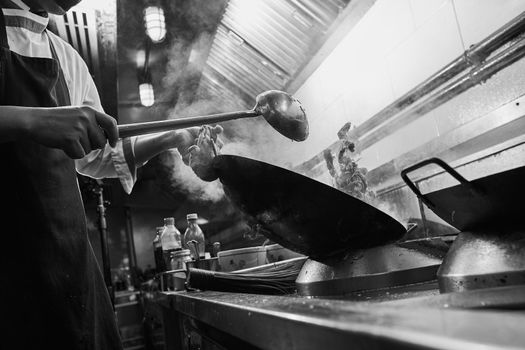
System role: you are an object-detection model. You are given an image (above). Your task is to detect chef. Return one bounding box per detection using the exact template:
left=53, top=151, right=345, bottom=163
left=0, top=0, right=218, bottom=349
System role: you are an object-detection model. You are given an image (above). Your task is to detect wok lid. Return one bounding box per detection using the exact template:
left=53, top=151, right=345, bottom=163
left=213, top=155, right=406, bottom=258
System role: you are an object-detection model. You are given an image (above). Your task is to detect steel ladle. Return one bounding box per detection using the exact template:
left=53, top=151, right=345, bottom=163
left=117, top=90, right=309, bottom=141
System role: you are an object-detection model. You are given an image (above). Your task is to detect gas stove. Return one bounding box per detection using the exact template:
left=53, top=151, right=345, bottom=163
left=153, top=158, right=525, bottom=350
left=289, top=159, right=525, bottom=309
left=295, top=237, right=447, bottom=297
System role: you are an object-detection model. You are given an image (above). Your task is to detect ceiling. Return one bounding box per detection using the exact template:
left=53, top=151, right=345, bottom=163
left=116, top=0, right=351, bottom=123
left=198, top=0, right=350, bottom=109
left=53, top=0, right=352, bottom=124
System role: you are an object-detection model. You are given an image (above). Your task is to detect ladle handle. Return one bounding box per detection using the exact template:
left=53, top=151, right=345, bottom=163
left=118, top=110, right=258, bottom=138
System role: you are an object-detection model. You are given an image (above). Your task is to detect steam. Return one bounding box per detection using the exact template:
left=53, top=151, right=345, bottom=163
left=220, top=118, right=297, bottom=169
left=158, top=149, right=225, bottom=203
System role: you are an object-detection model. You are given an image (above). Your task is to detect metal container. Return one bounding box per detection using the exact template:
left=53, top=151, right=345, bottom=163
left=158, top=269, right=187, bottom=291
left=170, top=249, right=192, bottom=270
left=186, top=257, right=219, bottom=271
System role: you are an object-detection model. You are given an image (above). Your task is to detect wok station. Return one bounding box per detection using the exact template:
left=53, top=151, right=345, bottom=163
left=55, top=0, right=525, bottom=349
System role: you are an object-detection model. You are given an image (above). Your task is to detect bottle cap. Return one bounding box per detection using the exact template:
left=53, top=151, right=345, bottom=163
left=164, top=217, right=175, bottom=225
left=186, top=213, right=198, bottom=220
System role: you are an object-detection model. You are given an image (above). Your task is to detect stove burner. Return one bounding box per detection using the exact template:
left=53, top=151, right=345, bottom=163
left=438, top=230, right=525, bottom=293
left=296, top=238, right=448, bottom=296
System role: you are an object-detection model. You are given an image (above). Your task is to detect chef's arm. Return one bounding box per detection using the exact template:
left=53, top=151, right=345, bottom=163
left=133, top=127, right=200, bottom=166
left=76, top=126, right=204, bottom=194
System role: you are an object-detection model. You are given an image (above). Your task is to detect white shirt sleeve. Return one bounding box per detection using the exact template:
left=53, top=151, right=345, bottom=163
left=47, top=32, right=139, bottom=194
left=69, top=46, right=138, bottom=194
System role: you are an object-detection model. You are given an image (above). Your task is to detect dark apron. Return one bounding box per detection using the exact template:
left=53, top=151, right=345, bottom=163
left=0, top=11, right=122, bottom=350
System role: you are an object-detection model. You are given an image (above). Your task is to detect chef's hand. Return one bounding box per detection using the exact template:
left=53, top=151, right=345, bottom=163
left=170, top=127, right=202, bottom=165
left=187, top=125, right=223, bottom=181
left=133, top=125, right=223, bottom=172
left=25, top=106, right=118, bottom=159
left=163, top=125, right=223, bottom=166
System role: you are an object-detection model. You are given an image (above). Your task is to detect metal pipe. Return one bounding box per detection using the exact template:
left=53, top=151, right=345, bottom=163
left=358, top=36, right=525, bottom=150
left=347, top=11, right=525, bottom=143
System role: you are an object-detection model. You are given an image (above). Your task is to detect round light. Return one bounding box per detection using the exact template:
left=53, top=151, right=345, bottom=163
left=144, top=6, right=166, bottom=43
left=139, top=83, right=155, bottom=107
left=136, top=50, right=146, bottom=68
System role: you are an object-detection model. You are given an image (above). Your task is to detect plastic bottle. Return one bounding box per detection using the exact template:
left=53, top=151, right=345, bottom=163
left=161, top=217, right=182, bottom=267
left=184, top=213, right=205, bottom=259
left=153, top=226, right=166, bottom=273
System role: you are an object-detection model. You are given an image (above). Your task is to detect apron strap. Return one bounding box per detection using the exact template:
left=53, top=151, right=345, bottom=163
left=0, top=9, right=9, bottom=49
left=47, top=31, right=60, bottom=61
left=46, top=31, right=72, bottom=106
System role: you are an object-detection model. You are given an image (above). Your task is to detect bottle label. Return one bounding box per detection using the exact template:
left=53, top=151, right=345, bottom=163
left=163, top=239, right=180, bottom=250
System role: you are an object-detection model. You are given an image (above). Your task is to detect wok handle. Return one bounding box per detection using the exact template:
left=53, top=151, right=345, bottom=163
left=401, top=158, right=470, bottom=208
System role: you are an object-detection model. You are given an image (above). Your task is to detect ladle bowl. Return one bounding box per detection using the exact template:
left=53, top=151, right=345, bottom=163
left=117, top=90, right=309, bottom=141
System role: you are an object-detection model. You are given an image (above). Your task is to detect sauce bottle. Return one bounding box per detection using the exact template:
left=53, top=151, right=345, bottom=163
left=153, top=226, right=166, bottom=273
left=184, top=213, right=205, bottom=259
left=161, top=217, right=182, bottom=267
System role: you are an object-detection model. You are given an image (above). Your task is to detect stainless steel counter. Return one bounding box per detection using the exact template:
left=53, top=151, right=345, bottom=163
left=156, top=285, right=525, bottom=350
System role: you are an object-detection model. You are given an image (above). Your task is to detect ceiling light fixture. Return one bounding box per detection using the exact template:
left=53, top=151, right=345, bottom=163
left=138, top=40, right=155, bottom=107
left=139, top=82, right=155, bottom=107
left=144, top=6, right=166, bottom=43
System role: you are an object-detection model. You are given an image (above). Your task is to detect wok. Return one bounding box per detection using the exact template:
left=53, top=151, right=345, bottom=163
left=213, top=155, right=406, bottom=258
left=401, top=158, right=525, bottom=231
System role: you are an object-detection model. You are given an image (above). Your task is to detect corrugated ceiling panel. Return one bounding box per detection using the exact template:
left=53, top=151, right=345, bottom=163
left=198, top=70, right=251, bottom=109
left=207, top=25, right=288, bottom=96
left=200, top=0, right=349, bottom=104
left=223, top=0, right=313, bottom=75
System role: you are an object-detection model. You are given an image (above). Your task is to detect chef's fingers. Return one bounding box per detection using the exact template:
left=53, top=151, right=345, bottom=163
left=78, top=134, right=92, bottom=156
left=212, top=125, right=223, bottom=135
left=188, top=145, right=200, bottom=154
left=183, top=145, right=199, bottom=165
left=182, top=153, right=190, bottom=166
left=87, top=124, right=107, bottom=150
left=210, top=125, right=223, bottom=142
left=186, top=127, right=201, bottom=139
left=215, top=137, right=224, bottom=149
left=94, top=110, right=118, bottom=147
left=65, top=140, right=86, bottom=159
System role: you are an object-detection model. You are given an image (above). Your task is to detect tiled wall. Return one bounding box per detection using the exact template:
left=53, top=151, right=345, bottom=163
left=273, top=0, right=525, bottom=172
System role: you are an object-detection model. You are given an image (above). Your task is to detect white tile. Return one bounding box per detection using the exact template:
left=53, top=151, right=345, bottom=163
left=295, top=74, right=332, bottom=122
left=409, top=0, right=451, bottom=28
left=453, top=0, right=525, bottom=48
left=311, top=94, right=348, bottom=143
left=341, top=58, right=396, bottom=126
left=386, top=0, right=464, bottom=98
left=358, top=0, right=416, bottom=56
left=358, top=146, right=380, bottom=170
left=369, top=115, right=439, bottom=168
